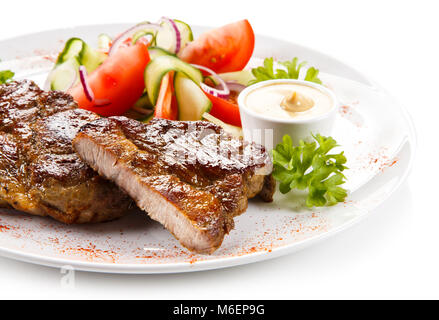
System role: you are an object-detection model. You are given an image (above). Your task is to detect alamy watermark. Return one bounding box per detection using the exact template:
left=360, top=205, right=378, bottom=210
left=60, top=265, right=75, bottom=289
left=159, top=123, right=274, bottom=174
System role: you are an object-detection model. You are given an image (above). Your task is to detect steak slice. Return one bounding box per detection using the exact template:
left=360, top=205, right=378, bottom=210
left=0, top=80, right=133, bottom=223
left=73, top=117, right=274, bottom=253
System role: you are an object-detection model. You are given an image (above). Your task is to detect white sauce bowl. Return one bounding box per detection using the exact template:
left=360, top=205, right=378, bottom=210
left=238, top=79, right=338, bottom=150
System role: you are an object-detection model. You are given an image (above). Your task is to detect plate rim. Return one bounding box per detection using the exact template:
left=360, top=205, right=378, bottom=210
left=0, top=24, right=417, bottom=274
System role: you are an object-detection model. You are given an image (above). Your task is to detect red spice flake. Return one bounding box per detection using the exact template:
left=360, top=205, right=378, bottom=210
left=189, top=257, right=198, bottom=264
left=0, top=225, right=10, bottom=232
left=60, top=242, right=118, bottom=263
left=48, top=237, right=59, bottom=244
left=338, top=105, right=364, bottom=128
left=359, top=147, right=389, bottom=171
left=136, top=255, right=154, bottom=259
left=339, top=105, right=352, bottom=116
left=361, top=146, right=398, bottom=173
left=42, top=55, right=56, bottom=62
left=387, top=159, right=398, bottom=167
left=381, top=157, right=399, bottom=172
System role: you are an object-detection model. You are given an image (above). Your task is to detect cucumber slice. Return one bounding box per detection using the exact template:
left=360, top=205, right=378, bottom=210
left=156, top=19, right=193, bottom=53
left=219, top=70, right=254, bottom=86
left=148, top=46, right=175, bottom=60
left=56, top=37, right=106, bottom=72
left=128, top=21, right=160, bottom=46
left=48, top=37, right=107, bottom=91
left=79, top=42, right=107, bottom=72
left=175, top=72, right=212, bottom=121
left=49, top=58, right=80, bottom=91
left=56, top=38, right=84, bottom=65
left=155, top=20, right=177, bottom=53
left=97, top=33, right=112, bottom=51
left=174, top=19, right=193, bottom=50
left=204, top=70, right=254, bottom=87
left=133, top=31, right=156, bottom=45
left=132, top=30, right=158, bottom=46
left=145, top=55, right=203, bottom=105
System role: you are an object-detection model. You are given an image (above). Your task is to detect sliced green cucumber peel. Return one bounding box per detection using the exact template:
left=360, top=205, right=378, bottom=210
left=49, top=37, right=107, bottom=91
left=174, top=72, right=212, bottom=121
left=144, top=55, right=203, bottom=105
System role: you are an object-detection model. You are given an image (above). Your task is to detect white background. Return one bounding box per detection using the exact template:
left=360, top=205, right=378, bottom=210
left=0, top=0, right=436, bottom=299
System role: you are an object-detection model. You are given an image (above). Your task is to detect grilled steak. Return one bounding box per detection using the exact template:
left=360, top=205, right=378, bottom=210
left=0, top=80, right=133, bottom=223
left=73, top=117, right=274, bottom=253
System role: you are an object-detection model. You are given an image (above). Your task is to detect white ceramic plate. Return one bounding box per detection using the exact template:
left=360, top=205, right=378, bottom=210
left=0, top=24, right=415, bottom=273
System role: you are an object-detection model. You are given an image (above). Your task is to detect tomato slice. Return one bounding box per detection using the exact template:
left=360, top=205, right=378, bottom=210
left=179, top=20, right=255, bottom=74
left=204, top=92, right=242, bottom=127
left=69, top=41, right=150, bottom=116
left=154, top=72, right=178, bottom=120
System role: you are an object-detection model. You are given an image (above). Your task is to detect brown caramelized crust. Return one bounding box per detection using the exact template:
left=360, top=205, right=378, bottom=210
left=0, top=80, right=133, bottom=223
left=73, top=117, right=274, bottom=253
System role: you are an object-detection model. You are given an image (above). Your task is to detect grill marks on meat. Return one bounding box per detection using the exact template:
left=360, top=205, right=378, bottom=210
left=0, top=80, right=133, bottom=223
left=0, top=80, right=275, bottom=252
left=73, top=117, right=274, bottom=253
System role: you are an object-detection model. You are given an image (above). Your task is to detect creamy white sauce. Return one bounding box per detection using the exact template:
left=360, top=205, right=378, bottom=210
left=245, top=83, right=333, bottom=120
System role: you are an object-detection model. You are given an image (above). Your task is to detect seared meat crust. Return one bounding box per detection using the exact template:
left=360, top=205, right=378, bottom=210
left=74, top=117, right=274, bottom=253
left=0, top=80, right=133, bottom=223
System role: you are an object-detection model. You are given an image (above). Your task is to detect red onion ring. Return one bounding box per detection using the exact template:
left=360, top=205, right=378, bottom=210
left=159, top=17, right=181, bottom=54
left=191, top=64, right=230, bottom=99
left=109, top=22, right=161, bottom=56
left=79, top=66, right=94, bottom=102
left=201, top=83, right=229, bottom=99
left=78, top=66, right=110, bottom=107
left=224, top=81, right=246, bottom=93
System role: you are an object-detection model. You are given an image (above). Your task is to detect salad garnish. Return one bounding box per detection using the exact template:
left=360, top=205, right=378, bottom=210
left=272, top=134, right=348, bottom=207
left=44, top=18, right=346, bottom=192
left=0, top=70, right=14, bottom=84
left=249, top=57, right=322, bottom=85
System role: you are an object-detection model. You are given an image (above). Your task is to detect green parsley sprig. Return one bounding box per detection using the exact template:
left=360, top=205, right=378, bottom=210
left=0, top=70, right=14, bottom=84
left=272, top=134, right=348, bottom=207
left=249, top=57, right=322, bottom=85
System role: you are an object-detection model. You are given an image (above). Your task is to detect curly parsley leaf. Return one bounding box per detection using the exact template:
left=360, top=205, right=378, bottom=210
left=304, top=67, right=322, bottom=84
left=280, top=57, right=307, bottom=80
left=0, top=70, right=14, bottom=84
left=272, top=134, right=348, bottom=207
left=249, top=57, right=322, bottom=85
